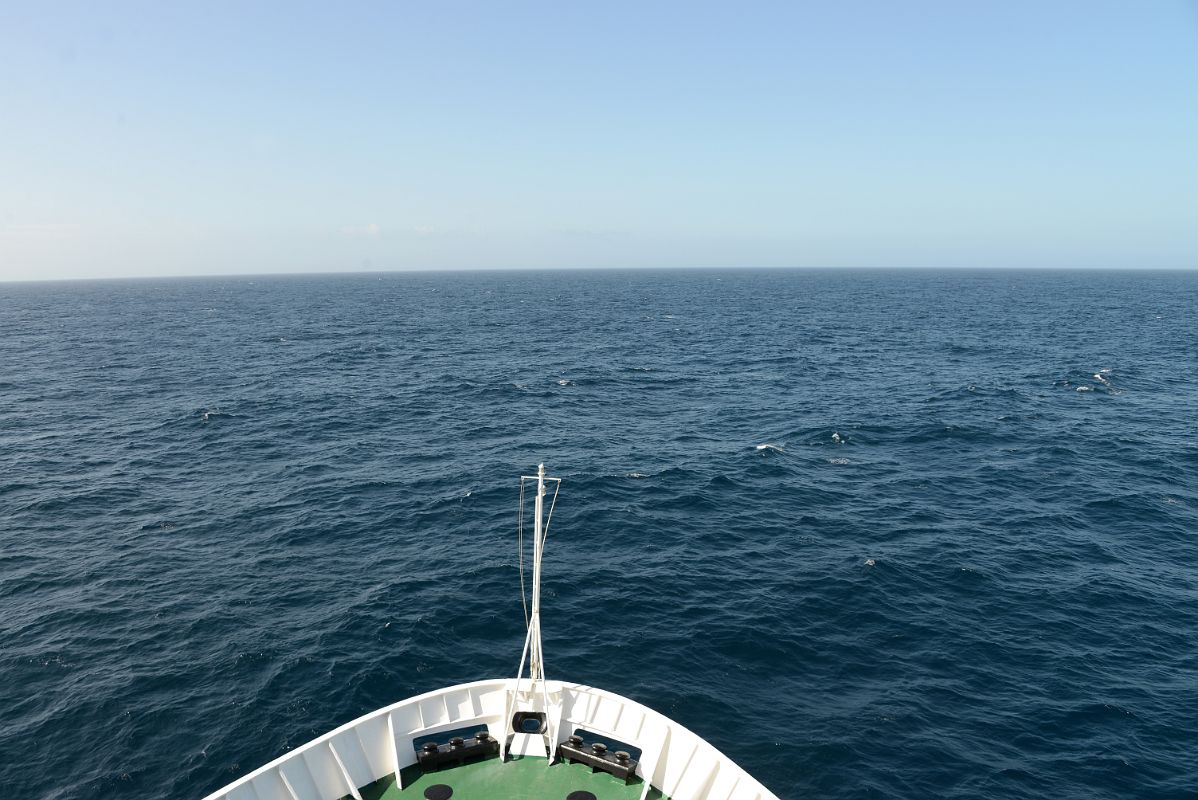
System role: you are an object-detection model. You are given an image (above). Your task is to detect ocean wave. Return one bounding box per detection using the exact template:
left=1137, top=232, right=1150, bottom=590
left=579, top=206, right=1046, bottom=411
left=3, top=270, right=1197, bottom=800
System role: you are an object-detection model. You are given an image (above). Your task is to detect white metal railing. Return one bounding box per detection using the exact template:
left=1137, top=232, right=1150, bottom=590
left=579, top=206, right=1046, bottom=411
left=200, top=678, right=779, bottom=800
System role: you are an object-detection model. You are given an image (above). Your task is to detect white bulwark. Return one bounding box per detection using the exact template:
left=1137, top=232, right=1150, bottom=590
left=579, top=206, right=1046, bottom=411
left=200, top=678, right=779, bottom=800
left=201, top=466, right=781, bottom=800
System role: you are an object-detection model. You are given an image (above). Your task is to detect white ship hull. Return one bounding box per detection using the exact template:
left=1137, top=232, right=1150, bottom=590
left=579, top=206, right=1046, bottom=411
left=202, top=678, right=779, bottom=800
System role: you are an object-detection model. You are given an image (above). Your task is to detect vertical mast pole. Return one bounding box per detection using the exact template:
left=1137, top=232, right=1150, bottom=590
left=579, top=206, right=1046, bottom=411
left=529, top=463, right=545, bottom=684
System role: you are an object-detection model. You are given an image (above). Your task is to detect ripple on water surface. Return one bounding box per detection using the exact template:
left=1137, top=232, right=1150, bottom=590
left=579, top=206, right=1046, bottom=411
left=1, top=269, right=1197, bottom=800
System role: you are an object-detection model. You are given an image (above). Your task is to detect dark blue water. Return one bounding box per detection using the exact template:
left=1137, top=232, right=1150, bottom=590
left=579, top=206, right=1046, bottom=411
left=2, top=269, right=1196, bottom=800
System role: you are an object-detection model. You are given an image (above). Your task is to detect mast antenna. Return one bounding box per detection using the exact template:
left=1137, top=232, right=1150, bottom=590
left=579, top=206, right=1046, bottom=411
left=506, top=464, right=562, bottom=761
left=516, top=464, right=560, bottom=687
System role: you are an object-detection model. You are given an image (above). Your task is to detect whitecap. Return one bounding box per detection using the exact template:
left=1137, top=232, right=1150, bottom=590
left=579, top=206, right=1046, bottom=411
left=864, top=558, right=876, bottom=567
left=557, top=379, right=573, bottom=386
left=831, top=432, right=843, bottom=444
left=1076, top=386, right=1093, bottom=392
left=626, top=472, right=647, bottom=478
left=828, top=457, right=850, bottom=465
left=755, top=443, right=783, bottom=453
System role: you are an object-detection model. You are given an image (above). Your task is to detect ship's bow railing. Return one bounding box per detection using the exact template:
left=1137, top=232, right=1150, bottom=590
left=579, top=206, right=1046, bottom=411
left=199, top=679, right=779, bottom=800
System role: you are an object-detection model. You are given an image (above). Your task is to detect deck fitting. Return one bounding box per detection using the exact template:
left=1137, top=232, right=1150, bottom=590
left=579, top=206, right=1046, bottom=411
left=557, top=737, right=639, bottom=784
left=417, top=731, right=499, bottom=772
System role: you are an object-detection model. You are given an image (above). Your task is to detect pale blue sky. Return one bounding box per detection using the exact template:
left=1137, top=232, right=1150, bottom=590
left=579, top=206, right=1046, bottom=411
left=1, top=1, right=1196, bottom=280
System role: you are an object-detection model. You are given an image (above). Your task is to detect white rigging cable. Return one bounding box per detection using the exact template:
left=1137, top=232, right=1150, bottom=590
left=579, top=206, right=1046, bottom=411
left=514, top=471, right=560, bottom=682
left=517, top=478, right=528, bottom=628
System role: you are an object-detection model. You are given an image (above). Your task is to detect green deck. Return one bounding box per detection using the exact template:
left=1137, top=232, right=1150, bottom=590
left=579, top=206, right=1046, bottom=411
left=353, top=755, right=667, bottom=800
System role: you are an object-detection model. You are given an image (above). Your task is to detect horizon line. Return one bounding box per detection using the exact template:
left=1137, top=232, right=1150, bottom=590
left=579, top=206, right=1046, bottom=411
left=3, top=263, right=1197, bottom=285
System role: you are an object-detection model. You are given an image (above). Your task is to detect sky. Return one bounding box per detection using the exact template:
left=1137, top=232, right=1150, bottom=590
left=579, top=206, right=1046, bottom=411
left=1, top=1, right=1196, bottom=280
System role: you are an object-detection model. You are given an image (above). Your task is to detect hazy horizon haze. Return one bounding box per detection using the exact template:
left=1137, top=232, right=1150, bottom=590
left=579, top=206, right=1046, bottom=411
left=2, top=1, right=1196, bottom=281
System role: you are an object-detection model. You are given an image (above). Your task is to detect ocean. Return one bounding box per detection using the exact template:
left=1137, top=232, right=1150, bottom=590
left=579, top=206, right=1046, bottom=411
left=1, top=268, right=1195, bottom=799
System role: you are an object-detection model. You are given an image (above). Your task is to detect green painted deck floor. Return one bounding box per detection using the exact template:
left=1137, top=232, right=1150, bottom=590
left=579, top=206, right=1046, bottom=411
left=355, top=755, right=666, bottom=800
